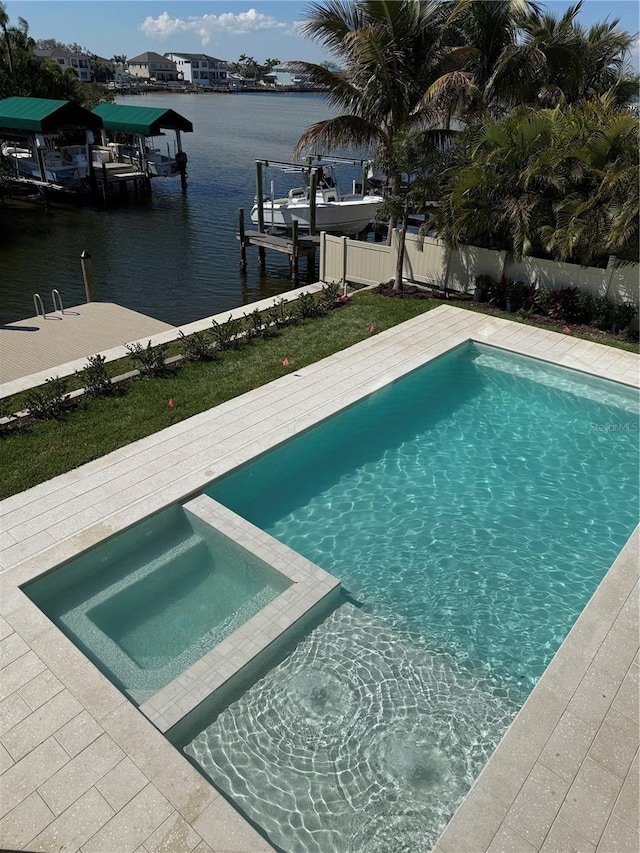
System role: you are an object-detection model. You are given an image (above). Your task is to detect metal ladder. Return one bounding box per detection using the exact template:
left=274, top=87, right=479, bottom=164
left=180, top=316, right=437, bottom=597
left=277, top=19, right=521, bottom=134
left=32, top=289, right=64, bottom=318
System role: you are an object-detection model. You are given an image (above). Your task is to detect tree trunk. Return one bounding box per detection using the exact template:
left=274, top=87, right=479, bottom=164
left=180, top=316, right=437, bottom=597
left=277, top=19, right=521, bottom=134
left=393, top=209, right=409, bottom=292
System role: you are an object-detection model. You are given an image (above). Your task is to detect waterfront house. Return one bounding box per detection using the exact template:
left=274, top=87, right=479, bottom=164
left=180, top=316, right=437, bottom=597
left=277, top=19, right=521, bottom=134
left=264, top=63, right=318, bottom=89
left=164, top=52, right=228, bottom=87
left=127, top=52, right=179, bottom=82
left=34, top=47, right=93, bottom=82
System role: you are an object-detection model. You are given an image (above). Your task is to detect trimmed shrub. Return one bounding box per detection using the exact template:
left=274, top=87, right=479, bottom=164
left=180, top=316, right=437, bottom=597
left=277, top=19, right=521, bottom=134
left=25, top=376, right=69, bottom=420
left=126, top=341, right=170, bottom=377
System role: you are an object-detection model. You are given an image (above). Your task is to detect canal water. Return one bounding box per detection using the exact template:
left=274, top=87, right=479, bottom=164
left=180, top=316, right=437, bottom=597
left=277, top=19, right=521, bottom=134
left=0, top=92, right=362, bottom=327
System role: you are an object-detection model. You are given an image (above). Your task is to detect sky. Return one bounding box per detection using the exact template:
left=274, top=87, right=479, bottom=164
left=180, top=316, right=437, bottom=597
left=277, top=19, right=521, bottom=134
left=3, top=0, right=639, bottom=67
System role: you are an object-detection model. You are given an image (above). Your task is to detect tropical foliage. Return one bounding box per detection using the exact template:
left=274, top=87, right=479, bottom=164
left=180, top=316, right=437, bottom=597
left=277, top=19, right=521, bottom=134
left=294, top=0, right=639, bottom=273
left=431, top=102, right=639, bottom=265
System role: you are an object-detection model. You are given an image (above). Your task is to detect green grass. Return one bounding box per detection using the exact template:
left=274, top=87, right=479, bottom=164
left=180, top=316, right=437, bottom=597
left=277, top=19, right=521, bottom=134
left=0, top=293, right=438, bottom=498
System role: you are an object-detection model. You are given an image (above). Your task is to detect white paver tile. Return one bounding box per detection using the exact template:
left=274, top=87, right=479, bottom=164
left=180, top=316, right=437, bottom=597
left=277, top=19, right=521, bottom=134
left=539, top=710, right=599, bottom=783
left=0, top=691, right=31, bottom=737
left=81, top=784, right=174, bottom=853
left=192, top=796, right=275, bottom=853
left=18, top=667, right=64, bottom=711
left=1, top=688, right=83, bottom=761
left=0, top=530, right=57, bottom=569
left=596, top=814, right=639, bottom=853
left=0, top=790, right=55, bottom=850
left=557, top=757, right=623, bottom=845
left=588, top=707, right=639, bottom=781
left=96, top=757, right=148, bottom=812
left=54, top=710, right=104, bottom=758
left=100, top=702, right=219, bottom=823
left=504, top=763, right=571, bottom=848
left=612, top=750, right=639, bottom=831
left=566, top=662, right=619, bottom=726
left=0, top=743, right=14, bottom=774
left=486, top=824, right=537, bottom=853
left=30, top=628, right=126, bottom=721
left=38, top=733, right=125, bottom=816
left=0, top=650, right=46, bottom=701
left=30, top=786, right=115, bottom=853
left=0, top=736, right=68, bottom=819
left=0, top=615, right=13, bottom=640
left=0, top=631, right=29, bottom=669
left=539, top=817, right=595, bottom=853
left=142, top=811, right=202, bottom=853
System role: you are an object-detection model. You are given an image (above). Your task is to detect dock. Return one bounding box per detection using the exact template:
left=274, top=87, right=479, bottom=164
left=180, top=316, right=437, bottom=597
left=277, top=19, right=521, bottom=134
left=241, top=229, right=319, bottom=257
left=238, top=210, right=320, bottom=284
left=0, top=303, right=175, bottom=391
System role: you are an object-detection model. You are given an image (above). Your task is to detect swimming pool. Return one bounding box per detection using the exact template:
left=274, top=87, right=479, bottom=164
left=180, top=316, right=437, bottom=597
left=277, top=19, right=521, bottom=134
left=182, top=342, right=640, bottom=852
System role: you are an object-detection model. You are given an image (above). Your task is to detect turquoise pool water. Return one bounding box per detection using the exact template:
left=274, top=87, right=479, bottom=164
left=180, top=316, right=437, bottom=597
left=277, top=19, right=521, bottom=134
left=186, top=343, right=639, bottom=852
left=24, top=505, right=291, bottom=704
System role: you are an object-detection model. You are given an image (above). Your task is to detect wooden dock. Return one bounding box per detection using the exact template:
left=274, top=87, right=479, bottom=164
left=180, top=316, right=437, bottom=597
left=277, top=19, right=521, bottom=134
left=0, top=302, right=174, bottom=389
left=241, top=230, right=320, bottom=257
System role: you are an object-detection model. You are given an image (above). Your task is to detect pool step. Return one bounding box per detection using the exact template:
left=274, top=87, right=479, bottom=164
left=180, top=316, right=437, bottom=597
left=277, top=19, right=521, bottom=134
left=473, top=351, right=639, bottom=413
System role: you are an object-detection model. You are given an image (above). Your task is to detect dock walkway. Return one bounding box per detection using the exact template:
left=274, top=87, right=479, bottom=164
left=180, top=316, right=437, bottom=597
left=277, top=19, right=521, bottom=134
left=0, top=303, right=174, bottom=390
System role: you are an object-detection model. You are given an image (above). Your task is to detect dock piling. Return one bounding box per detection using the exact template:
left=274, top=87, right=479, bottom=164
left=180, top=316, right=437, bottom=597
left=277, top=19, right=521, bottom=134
left=80, top=251, right=97, bottom=302
left=239, top=208, right=247, bottom=272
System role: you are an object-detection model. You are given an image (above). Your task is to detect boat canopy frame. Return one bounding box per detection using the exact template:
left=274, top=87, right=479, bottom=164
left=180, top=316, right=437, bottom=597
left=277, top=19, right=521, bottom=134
left=0, top=96, right=103, bottom=137
left=91, top=104, right=193, bottom=136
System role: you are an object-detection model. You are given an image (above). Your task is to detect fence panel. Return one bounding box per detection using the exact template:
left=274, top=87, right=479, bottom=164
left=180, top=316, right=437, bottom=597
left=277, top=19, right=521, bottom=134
left=345, top=240, right=393, bottom=285
left=448, top=246, right=507, bottom=293
left=400, top=234, right=448, bottom=285
left=319, top=231, right=639, bottom=309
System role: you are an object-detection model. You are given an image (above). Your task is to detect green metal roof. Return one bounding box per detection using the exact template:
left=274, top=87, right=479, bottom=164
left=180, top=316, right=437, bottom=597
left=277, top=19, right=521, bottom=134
left=91, top=103, right=193, bottom=135
left=0, top=97, right=103, bottom=133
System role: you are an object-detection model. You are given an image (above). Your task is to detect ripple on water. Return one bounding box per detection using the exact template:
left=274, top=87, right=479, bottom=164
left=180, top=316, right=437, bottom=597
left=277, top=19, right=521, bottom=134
left=185, top=605, right=518, bottom=853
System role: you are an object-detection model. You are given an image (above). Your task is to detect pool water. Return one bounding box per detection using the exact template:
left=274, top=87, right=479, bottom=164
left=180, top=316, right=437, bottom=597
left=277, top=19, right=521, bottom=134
left=186, top=343, right=639, bottom=852
left=24, top=505, right=291, bottom=704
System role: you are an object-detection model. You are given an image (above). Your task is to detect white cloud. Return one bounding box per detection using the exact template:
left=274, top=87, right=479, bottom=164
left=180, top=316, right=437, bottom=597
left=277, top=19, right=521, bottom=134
left=140, top=9, right=289, bottom=46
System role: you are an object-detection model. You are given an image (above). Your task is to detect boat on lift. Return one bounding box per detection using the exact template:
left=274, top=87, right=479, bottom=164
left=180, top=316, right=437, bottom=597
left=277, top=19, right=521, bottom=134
left=250, top=158, right=384, bottom=236
left=1, top=142, right=81, bottom=186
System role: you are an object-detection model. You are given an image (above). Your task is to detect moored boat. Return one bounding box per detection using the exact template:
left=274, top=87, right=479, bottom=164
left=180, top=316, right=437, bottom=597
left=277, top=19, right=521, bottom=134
left=250, top=159, right=384, bottom=236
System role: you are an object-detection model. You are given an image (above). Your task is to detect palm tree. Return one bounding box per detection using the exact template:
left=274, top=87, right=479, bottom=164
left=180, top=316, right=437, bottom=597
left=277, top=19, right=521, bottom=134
left=519, top=2, right=639, bottom=108
left=0, top=1, right=14, bottom=80
left=432, top=101, right=639, bottom=266
left=432, top=0, right=544, bottom=118
left=292, top=0, right=459, bottom=287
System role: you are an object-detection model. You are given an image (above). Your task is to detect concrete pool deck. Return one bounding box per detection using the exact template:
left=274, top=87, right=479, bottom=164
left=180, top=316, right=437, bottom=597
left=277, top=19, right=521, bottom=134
left=0, top=304, right=638, bottom=852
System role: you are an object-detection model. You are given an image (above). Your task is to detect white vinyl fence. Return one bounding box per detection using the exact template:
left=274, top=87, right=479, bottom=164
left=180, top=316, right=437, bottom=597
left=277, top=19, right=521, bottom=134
left=319, top=231, right=639, bottom=309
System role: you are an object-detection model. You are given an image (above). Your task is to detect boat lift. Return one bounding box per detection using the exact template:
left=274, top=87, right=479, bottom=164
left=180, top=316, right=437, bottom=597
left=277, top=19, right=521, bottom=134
left=253, top=155, right=375, bottom=238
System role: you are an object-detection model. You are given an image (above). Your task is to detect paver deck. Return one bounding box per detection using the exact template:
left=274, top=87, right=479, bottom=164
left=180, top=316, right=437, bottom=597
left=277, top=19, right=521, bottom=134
left=0, top=303, right=638, bottom=852
left=0, top=302, right=175, bottom=386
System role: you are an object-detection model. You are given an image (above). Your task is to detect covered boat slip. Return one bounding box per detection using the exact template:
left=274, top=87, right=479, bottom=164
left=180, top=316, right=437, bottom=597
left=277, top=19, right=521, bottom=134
left=0, top=96, right=103, bottom=136
left=91, top=103, right=193, bottom=136
left=0, top=97, right=193, bottom=194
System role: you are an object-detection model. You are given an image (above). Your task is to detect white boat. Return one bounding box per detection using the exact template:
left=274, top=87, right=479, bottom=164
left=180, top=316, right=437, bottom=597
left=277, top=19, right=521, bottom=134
left=250, top=160, right=384, bottom=236
left=1, top=143, right=81, bottom=186
left=104, top=142, right=179, bottom=178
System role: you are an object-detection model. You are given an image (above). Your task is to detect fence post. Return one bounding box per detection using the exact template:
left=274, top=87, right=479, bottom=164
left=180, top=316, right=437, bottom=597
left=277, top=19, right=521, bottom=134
left=319, top=231, right=326, bottom=282
left=342, top=236, right=348, bottom=294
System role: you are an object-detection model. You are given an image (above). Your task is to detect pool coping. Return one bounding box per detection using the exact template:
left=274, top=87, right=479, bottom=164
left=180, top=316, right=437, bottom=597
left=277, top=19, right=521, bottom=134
left=0, top=303, right=638, bottom=853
